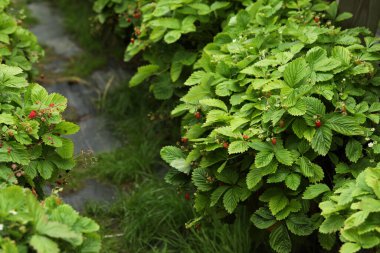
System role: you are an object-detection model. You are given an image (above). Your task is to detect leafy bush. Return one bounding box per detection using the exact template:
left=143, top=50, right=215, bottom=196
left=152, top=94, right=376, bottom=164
left=319, top=165, right=380, bottom=253
left=0, top=185, right=101, bottom=253
left=161, top=0, right=380, bottom=252
left=0, top=0, right=43, bottom=76
left=0, top=65, right=79, bottom=193
left=93, top=0, right=247, bottom=100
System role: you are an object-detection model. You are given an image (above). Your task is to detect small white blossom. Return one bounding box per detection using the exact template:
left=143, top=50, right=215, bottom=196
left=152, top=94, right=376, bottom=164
left=371, top=128, right=375, bottom=131
left=9, top=210, right=17, bottom=215
left=0, top=224, right=3, bottom=231
left=365, top=137, right=370, bottom=141
left=368, top=142, right=374, bottom=148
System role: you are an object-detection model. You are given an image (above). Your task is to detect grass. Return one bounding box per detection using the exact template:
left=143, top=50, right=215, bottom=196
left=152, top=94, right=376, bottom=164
left=84, top=180, right=260, bottom=253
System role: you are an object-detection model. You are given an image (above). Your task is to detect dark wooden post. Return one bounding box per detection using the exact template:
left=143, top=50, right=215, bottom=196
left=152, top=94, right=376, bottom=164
left=338, top=0, right=380, bottom=34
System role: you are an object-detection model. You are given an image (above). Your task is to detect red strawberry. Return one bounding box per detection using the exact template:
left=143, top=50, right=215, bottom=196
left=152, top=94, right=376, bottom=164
left=28, top=110, right=37, bottom=119
left=49, top=103, right=55, bottom=107
left=127, top=18, right=131, bottom=23
left=223, top=142, right=229, bottom=149
left=314, top=16, right=320, bottom=23
left=271, top=138, right=277, bottom=145
left=315, top=119, right=322, bottom=128
left=181, top=137, right=188, bottom=143
left=133, top=12, right=141, bottom=19
left=194, top=111, right=201, bottom=119
left=243, top=134, right=249, bottom=140
left=130, top=38, right=135, bottom=44
left=185, top=192, right=191, bottom=200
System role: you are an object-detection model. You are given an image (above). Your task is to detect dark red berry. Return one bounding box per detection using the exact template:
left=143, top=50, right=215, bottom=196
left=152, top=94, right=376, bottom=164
left=28, top=110, right=37, bottom=119
left=314, top=16, right=320, bottom=23
left=49, top=103, right=55, bottom=107
left=185, top=192, right=190, bottom=200
left=127, top=18, right=131, bottom=23
left=194, top=111, right=201, bottom=119
left=271, top=138, right=277, bottom=145
left=315, top=119, right=322, bottom=128
left=130, top=38, right=135, bottom=44
left=243, top=134, right=249, bottom=140
left=181, top=137, right=188, bottom=143
left=133, top=12, right=141, bottom=19
left=223, top=142, right=229, bottom=149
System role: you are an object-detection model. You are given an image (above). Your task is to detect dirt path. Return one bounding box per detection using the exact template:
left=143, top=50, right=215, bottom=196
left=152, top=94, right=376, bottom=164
left=29, top=1, right=126, bottom=211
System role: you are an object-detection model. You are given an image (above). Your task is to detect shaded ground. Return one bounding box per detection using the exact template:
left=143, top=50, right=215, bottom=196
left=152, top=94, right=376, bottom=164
left=29, top=1, right=128, bottom=211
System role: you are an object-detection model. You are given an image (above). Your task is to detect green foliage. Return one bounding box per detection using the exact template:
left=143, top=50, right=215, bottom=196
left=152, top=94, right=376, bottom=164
left=160, top=0, right=380, bottom=252
left=0, top=65, right=79, bottom=190
left=319, top=165, right=380, bottom=252
left=0, top=185, right=101, bottom=253
left=0, top=1, right=43, bottom=76
left=93, top=0, right=247, bottom=100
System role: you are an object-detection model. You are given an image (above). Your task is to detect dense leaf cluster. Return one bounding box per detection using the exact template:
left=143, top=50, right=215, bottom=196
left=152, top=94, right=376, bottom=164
left=0, top=186, right=101, bottom=253
left=0, top=3, right=101, bottom=252
left=160, top=0, right=380, bottom=252
left=93, top=0, right=247, bottom=99
left=0, top=0, right=43, bottom=76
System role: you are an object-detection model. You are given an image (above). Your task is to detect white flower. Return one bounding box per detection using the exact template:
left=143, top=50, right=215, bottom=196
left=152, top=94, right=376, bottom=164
left=0, top=224, right=3, bottom=231
left=371, top=128, right=375, bottom=131
left=368, top=142, right=374, bottom=148
left=9, top=210, right=17, bottom=215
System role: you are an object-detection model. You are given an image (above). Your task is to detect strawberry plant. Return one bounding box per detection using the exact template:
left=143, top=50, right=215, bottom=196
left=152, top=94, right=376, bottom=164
left=161, top=0, right=380, bottom=252
left=0, top=64, right=80, bottom=194
left=92, top=0, right=248, bottom=100
left=0, top=1, right=43, bottom=76
left=319, top=165, right=380, bottom=253
left=0, top=185, right=101, bottom=253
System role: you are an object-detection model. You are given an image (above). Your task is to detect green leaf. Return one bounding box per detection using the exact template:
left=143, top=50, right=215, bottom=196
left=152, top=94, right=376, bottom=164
left=164, top=30, right=181, bottom=44
left=269, top=192, right=288, bottom=215
left=199, top=98, right=228, bottom=112
left=319, top=215, right=345, bottom=234
left=42, top=133, right=63, bottom=147
left=269, top=224, right=292, bottom=253
left=210, top=186, right=229, bottom=207
left=29, top=235, right=59, bottom=253
left=344, top=211, right=369, bottom=229
left=298, top=156, right=314, bottom=177
left=228, top=141, right=249, bottom=154
left=274, top=148, right=294, bottom=166
left=184, top=71, right=208, bottom=86
left=345, top=139, right=362, bottom=163
left=56, top=138, right=74, bottom=159
left=160, top=146, right=185, bottom=164
left=255, top=151, right=274, bottom=168
left=286, top=214, right=315, bottom=236
left=170, top=158, right=191, bottom=174
left=37, top=161, right=55, bottom=180
left=311, top=126, right=332, bottom=156
left=285, top=173, right=301, bottom=190
left=250, top=207, right=276, bottom=229
left=318, top=233, right=336, bottom=251
left=53, top=122, right=80, bottom=135
left=325, top=114, right=363, bottom=136
left=170, top=62, right=183, bottom=82
left=129, top=65, right=160, bottom=87
left=223, top=187, right=240, bottom=213
left=303, top=184, right=330, bottom=199
left=340, top=243, right=361, bottom=253
left=192, top=168, right=213, bottom=191
left=336, top=12, right=353, bottom=22
left=283, top=58, right=310, bottom=87
left=288, top=98, right=307, bottom=116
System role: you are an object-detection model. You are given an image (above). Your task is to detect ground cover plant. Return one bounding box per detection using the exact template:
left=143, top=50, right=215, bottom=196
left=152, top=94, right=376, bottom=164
left=0, top=2, right=101, bottom=252
left=160, top=0, right=380, bottom=252
left=93, top=0, right=249, bottom=100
